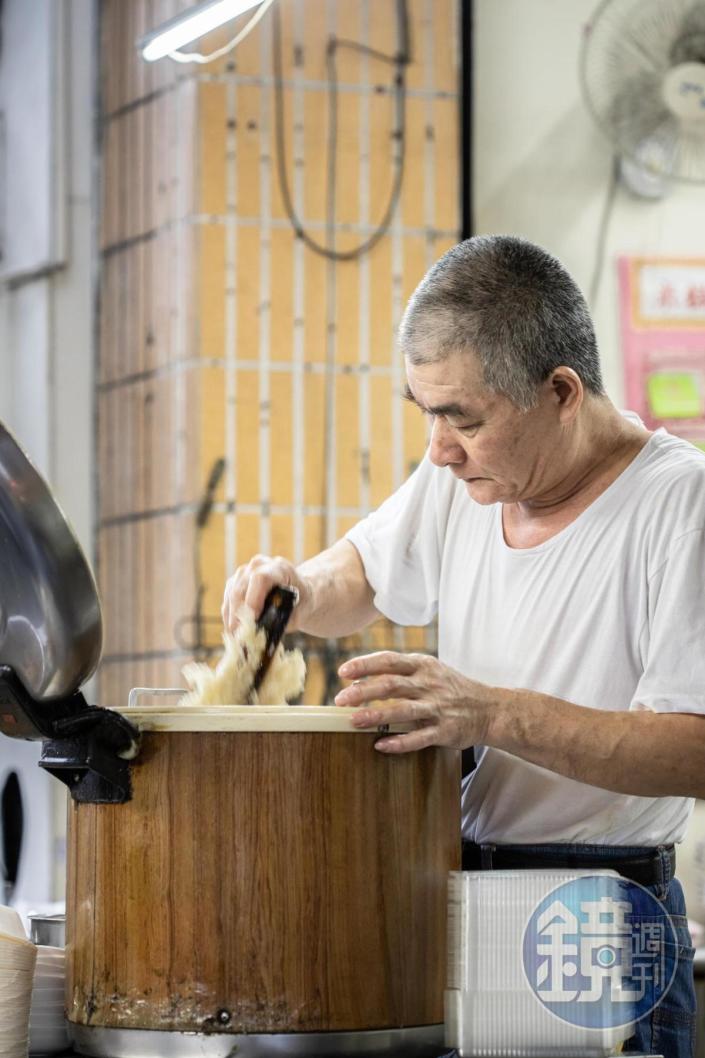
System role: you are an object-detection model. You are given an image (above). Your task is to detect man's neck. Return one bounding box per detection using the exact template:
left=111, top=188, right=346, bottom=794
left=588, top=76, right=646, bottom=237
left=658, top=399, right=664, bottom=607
left=503, top=405, right=651, bottom=546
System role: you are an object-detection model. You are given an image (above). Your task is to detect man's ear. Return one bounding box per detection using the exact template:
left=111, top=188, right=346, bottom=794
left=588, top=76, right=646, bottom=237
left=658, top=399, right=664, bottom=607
left=550, top=368, right=583, bottom=422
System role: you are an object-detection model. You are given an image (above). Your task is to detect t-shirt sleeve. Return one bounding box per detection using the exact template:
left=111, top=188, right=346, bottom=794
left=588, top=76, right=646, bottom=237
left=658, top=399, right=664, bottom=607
left=345, top=455, right=446, bottom=627
left=630, top=527, right=705, bottom=716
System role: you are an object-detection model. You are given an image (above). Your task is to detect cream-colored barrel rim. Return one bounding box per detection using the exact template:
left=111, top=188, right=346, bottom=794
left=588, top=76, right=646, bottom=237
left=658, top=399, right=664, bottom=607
left=116, top=687, right=413, bottom=734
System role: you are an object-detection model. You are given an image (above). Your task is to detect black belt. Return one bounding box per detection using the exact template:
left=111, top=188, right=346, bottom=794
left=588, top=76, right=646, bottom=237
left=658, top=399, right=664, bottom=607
left=461, top=841, right=676, bottom=888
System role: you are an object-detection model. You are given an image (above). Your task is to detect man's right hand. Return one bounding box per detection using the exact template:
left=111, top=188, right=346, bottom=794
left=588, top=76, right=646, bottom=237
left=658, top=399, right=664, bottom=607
left=222, top=540, right=377, bottom=639
left=221, top=555, right=310, bottom=634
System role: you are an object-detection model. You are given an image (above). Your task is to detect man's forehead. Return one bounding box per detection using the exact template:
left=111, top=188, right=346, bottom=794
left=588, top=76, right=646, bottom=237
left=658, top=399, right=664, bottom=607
left=404, top=356, right=490, bottom=414
left=405, top=350, right=485, bottom=387
left=403, top=385, right=478, bottom=420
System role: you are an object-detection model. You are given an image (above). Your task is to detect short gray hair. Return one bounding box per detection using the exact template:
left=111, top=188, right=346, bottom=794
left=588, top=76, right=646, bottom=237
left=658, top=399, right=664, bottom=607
left=399, top=235, right=605, bottom=411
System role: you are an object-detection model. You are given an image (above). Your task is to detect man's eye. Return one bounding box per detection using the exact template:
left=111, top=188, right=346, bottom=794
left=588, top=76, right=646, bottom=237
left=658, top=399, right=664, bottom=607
left=454, top=422, right=480, bottom=433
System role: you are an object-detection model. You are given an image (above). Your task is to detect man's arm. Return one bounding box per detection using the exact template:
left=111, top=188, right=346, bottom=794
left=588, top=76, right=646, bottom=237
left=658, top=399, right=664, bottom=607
left=335, top=651, right=705, bottom=800
left=222, top=539, right=377, bottom=637
left=489, top=688, right=705, bottom=800
left=296, top=540, right=378, bottom=636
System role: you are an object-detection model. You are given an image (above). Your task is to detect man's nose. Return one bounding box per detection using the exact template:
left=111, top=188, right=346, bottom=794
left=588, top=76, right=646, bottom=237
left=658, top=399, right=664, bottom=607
left=428, top=417, right=465, bottom=467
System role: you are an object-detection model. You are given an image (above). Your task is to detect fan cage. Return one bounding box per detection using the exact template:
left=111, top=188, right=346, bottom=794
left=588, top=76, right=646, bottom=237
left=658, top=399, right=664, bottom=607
left=581, top=0, right=705, bottom=184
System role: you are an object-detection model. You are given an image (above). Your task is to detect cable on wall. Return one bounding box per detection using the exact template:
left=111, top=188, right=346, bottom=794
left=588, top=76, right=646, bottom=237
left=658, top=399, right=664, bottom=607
left=272, top=0, right=411, bottom=262
left=460, top=0, right=473, bottom=240
left=174, top=457, right=227, bottom=659
left=588, top=154, right=620, bottom=309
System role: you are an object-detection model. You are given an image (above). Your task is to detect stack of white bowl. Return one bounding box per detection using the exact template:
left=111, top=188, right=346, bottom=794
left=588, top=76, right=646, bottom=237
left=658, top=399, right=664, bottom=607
left=28, top=944, right=69, bottom=1055
left=0, top=906, right=37, bottom=1058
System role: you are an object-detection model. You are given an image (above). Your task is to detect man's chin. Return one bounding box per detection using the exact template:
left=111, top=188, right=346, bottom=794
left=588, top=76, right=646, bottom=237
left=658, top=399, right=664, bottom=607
left=463, top=478, right=502, bottom=503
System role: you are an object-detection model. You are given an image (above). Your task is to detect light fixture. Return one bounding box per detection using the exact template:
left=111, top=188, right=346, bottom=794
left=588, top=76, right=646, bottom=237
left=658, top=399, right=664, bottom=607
left=139, top=0, right=263, bottom=63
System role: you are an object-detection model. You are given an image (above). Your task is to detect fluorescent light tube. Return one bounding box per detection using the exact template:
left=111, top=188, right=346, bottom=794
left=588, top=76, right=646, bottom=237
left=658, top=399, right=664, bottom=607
left=139, top=0, right=262, bottom=62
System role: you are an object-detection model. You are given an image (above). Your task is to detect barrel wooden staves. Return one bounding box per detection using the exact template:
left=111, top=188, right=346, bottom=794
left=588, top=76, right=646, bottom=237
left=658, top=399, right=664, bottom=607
left=65, top=705, right=460, bottom=1056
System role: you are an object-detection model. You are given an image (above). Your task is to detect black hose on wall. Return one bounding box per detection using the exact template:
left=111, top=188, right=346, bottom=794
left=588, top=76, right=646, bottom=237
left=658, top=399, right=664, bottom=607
left=461, top=0, right=474, bottom=241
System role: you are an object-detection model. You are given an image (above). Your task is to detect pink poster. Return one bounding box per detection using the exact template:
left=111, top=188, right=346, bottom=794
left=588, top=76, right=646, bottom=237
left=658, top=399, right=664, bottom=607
left=619, top=256, right=705, bottom=450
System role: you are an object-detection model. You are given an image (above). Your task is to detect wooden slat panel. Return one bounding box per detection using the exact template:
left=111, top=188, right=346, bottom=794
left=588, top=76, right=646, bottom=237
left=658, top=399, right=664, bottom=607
left=269, top=370, right=294, bottom=504
left=400, top=97, right=427, bottom=229
left=234, top=223, right=260, bottom=356
left=198, top=223, right=227, bottom=356
left=270, top=513, right=293, bottom=560
left=234, top=85, right=264, bottom=217
left=435, top=97, right=460, bottom=232
left=302, top=246, right=327, bottom=362
left=303, top=371, right=325, bottom=508
left=199, top=513, right=226, bottom=628
left=335, top=372, right=360, bottom=509
left=235, top=369, right=260, bottom=503
left=270, top=228, right=295, bottom=362
left=334, top=261, right=360, bottom=367
left=198, top=83, right=228, bottom=216
left=304, top=512, right=325, bottom=563
left=369, top=239, right=393, bottom=366
left=404, top=0, right=426, bottom=93
left=97, top=0, right=460, bottom=709
left=301, top=89, right=327, bottom=224
left=230, top=513, right=257, bottom=567
left=369, top=374, right=394, bottom=507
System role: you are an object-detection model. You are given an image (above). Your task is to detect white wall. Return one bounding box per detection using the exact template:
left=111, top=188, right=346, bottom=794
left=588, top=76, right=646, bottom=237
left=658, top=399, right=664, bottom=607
left=0, top=0, right=96, bottom=905
left=0, top=0, right=95, bottom=549
left=474, top=0, right=705, bottom=404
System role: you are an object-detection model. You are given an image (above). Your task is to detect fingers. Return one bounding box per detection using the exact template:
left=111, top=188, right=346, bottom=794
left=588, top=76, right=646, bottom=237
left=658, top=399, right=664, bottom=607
left=347, top=700, right=433, bottom=728
left=222, top=555, right=302, bottom=633
left=374, top=726, right=441, bottom=754
left=338, top=651, right=421, bottom=680
left=243, top=564, right=281, bottom=617
left=334, top=674, right=421, bottom=707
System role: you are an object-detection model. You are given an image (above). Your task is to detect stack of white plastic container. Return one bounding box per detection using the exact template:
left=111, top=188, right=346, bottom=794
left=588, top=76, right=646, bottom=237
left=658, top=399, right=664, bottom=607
left=0, top=906, right=37, bottom=1058
left=445, top=870, right=635, bottom=1058
left=28, top=942, right=69, bottom=1055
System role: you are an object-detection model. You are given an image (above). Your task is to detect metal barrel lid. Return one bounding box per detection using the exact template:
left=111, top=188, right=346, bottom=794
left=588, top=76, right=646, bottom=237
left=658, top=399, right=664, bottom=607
left=0, top=422, right=102, bottom=700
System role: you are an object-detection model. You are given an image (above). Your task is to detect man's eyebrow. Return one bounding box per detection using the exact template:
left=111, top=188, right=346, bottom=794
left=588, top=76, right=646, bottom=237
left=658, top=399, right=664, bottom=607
left=402, top=385, right=477, bottom=419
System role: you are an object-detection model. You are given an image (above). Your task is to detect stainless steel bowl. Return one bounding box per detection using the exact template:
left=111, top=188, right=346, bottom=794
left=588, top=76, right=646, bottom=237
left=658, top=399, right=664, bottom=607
left=29, top=913, right=66, bottom=947
left=0, top=422, right=102, bottom=699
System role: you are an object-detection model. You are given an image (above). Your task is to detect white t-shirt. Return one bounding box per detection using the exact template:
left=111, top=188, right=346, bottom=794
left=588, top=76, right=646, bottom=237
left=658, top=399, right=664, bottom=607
left=346, top=424, right=705, bottom=846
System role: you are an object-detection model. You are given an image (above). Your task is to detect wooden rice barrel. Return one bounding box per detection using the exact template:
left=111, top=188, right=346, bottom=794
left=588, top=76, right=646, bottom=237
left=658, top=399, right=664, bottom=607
left=65, top=707, right=460, bottom=1036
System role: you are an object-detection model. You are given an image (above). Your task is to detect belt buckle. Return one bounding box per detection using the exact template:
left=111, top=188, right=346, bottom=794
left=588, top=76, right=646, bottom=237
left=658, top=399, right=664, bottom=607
left=480, top=843, right=496, bottom=869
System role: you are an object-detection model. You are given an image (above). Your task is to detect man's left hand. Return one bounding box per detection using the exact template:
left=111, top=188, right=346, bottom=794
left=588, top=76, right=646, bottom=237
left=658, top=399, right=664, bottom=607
left=335, top=651, right=495, bottom=753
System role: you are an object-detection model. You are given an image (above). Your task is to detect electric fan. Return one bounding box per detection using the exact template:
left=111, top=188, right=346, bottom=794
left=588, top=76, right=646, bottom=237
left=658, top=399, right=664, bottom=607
left=582, top=0, right=705, bottom=196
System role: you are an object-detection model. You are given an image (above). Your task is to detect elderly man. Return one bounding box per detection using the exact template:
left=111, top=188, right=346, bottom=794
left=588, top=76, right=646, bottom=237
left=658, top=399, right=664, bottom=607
left=223, top=235, right=703, bottom=1057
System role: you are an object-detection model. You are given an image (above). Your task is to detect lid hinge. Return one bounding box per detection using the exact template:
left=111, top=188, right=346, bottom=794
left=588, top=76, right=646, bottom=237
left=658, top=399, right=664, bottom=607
left=0, top=665, right=140, bottom=804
